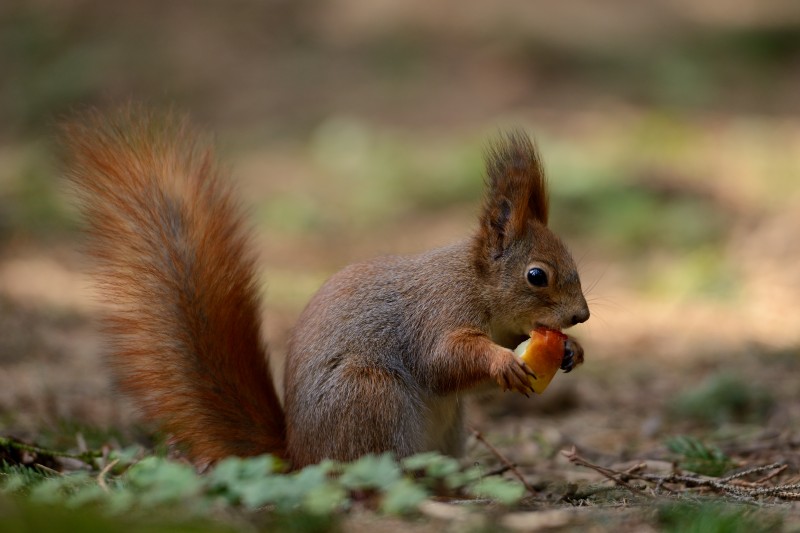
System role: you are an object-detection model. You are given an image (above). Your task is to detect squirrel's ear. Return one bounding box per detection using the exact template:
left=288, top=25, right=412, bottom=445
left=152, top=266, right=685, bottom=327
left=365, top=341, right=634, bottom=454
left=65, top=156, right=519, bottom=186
left=478, top=131, right=549, bottom=259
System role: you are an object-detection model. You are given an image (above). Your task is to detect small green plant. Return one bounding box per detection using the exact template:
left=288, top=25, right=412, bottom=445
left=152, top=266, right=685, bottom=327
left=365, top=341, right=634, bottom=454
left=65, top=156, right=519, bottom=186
left=658, top=500, right=782, bottom=533
left=665, top=435, right=735, bottom=477
left=0, top=450, right=526, bottom=529
left=669, top=372, right=774, bottom=425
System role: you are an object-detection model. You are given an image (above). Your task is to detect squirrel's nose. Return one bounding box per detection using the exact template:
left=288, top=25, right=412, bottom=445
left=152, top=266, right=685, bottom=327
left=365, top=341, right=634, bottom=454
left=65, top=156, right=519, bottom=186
left=570, top=307, right=590, bottom=325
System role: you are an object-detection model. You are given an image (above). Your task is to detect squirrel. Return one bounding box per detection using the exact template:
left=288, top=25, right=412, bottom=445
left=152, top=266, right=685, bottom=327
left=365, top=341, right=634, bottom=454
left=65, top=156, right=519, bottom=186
left=62, top=107, right=589, bottom=469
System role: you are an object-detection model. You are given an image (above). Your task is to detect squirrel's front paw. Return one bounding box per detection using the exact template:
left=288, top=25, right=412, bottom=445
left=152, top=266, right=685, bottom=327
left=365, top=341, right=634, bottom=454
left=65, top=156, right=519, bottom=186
left=491, top=348, right=536, bottom=396
left=561, top=337, right=584, bottom=373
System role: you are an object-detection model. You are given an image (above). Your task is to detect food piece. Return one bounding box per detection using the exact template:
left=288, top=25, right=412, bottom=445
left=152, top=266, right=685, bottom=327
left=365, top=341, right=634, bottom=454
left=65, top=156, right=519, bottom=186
left=513, top=328, right=567, bottom=394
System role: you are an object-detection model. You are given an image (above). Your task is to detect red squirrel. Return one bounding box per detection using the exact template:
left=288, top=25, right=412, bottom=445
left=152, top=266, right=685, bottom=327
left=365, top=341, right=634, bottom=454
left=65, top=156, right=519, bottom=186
left=62, top=107, right=589, bottom=468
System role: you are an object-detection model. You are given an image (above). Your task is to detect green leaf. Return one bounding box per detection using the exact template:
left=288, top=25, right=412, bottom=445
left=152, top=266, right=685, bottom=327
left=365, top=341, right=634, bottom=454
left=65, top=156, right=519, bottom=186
left=339, top=453, right=401, bottom=491
left=28, top=478, right=69, bottom=505
left=402, top=452, right=459, bottom=479
left=106, top=445, right=145, bottom=468
left=209, top=454, right=282, bottom=489
left=104, top=488, right=137, bottom=515
left=401, top=451, right=441, bottom=471
left=293, top=462, right=332, bottom=487
left=380, top=478, right=428, bottom=515
left=445, top=464, right=483, bottom=490
left=64, top=483, right=106, bottom=508
left=28, top=472, right=92, bottom=505
left=467, top=476, right=525, bottom=505
left=303, top=482, right=348, bottom=515
left=126, top=456, right=203, bottom=506
left=236, top=475, right=288, bottom=510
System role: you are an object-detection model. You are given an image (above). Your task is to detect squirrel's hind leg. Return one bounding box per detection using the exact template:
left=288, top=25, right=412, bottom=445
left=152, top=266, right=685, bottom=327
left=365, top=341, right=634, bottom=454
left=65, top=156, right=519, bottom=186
left=286, top=363, right=425, bottom=466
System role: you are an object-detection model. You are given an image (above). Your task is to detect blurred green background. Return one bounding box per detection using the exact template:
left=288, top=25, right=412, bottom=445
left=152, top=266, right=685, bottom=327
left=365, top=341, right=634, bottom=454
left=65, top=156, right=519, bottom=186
left=3, top=0, right=799, bottom=342
left=0, top=0, right=799, bottom=449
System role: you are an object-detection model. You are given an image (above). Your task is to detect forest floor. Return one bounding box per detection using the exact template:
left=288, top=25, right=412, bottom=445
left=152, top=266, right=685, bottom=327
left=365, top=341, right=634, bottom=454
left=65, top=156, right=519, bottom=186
left=1, top=0, right=800, bottom=530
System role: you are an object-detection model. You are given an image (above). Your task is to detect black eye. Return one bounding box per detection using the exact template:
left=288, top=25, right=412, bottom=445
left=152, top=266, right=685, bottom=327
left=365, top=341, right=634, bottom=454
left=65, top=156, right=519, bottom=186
left=526, top=267, right=548, bottom=287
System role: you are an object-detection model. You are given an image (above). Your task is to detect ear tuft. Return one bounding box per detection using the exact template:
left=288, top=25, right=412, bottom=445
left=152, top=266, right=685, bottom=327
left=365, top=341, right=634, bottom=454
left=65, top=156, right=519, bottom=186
left=484, top=130, right=549, bottom=228
left=472, top=130, right=550, bottom=269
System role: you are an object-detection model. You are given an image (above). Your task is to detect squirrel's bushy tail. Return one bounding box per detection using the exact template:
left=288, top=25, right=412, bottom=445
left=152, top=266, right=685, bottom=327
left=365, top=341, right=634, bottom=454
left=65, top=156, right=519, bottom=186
left=62, top=106, right=286, bottom=464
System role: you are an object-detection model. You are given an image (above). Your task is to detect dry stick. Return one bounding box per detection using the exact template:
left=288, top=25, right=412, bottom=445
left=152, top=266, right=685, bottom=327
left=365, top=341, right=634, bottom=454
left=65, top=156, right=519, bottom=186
left=719, top=463, right=784, bottom=483
left=622, top=463, right=648, bottom=476
left=96, top=459, right=119, bottom=493
left=561, top=447, right=660, bottom=493
left=752, top=464, right=788, bottom=485
left=561, top=447, right=648, bottom=496
left=674, top=463, right=797, bottom=500
left=638, top=472, right=800, bottom=502
left=470, top=428, right=537, bottom=495
left=33, top=463, right=62, bottom=476
left=784, top=475, right=800, bottom=486
left=749, top=483, right=800, bottom=497
left=563, top=447, right=800, bottom=502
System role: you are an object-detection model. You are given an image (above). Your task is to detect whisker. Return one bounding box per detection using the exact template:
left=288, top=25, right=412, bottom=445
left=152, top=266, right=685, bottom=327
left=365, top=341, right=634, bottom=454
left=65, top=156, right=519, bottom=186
left=586, top=297, right=626, bottom=312
left=575, top=248, right=591, bottom=269
left=582, top=312, right=611, bottom=331
left=581, top=264, right=609, bottom=297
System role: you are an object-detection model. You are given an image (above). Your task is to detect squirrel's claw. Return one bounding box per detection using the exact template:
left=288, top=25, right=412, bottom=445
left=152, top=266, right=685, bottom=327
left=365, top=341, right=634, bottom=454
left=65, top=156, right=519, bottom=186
left=561, top=344, right=575, bottom=373
left=493, top=350, right=535, bottom=396
left=561, top=338, right=584, bottom=373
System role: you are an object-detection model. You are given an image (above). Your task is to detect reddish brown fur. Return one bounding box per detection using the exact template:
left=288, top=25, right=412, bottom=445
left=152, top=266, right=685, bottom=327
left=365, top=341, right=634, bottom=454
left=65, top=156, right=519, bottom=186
left=65, top=111, right=587, bottom=468
left=414, top=327, right=531, bottom=394
left=62, top=107, right=286, bottom=464
left=284, top=169, right=588, bottom=467
left=485, top=131, right=548, bottom=227
left=475, top=131, right=550, bottom=267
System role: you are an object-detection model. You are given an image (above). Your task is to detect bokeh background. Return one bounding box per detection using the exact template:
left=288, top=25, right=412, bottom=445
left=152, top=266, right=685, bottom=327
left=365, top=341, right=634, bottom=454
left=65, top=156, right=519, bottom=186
left=1, top=0, right=799, bottom=509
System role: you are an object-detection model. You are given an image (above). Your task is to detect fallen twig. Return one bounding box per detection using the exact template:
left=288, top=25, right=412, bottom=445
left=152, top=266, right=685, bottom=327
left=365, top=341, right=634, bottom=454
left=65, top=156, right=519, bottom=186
left=752, top=464, right=789, bottom=485
left=471, top=428, right=537, bottom=495
left=562, top=447, right=800, bottom=503
left=96, top=459, right=120, bottom=493
left=561, top=447, right=649, bottom=496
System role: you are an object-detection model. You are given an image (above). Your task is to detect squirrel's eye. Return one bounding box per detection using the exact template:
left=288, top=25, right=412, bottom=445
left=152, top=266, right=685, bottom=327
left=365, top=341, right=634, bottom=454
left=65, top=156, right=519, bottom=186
left=526, top=267, right=548, bottom=287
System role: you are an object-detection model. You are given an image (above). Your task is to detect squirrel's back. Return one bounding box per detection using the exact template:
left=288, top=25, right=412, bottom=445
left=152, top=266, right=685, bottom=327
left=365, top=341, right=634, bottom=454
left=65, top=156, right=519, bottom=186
left=62, top=108, right=285, bottom=464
